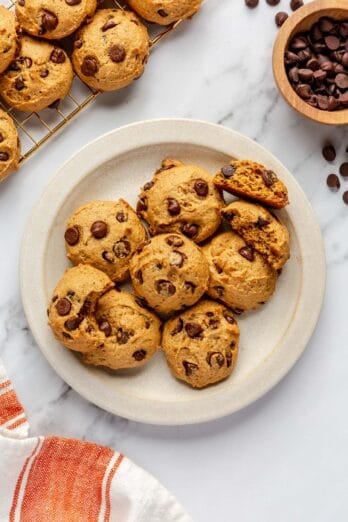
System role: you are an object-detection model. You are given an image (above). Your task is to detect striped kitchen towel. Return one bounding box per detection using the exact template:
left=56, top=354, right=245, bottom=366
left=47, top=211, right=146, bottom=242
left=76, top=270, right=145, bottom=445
left=0, top=358, right=192, bottom=522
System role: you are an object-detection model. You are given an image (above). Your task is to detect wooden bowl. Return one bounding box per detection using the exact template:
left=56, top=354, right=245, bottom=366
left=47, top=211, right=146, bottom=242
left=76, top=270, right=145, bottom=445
left=273, top=0, right=348, bottom=125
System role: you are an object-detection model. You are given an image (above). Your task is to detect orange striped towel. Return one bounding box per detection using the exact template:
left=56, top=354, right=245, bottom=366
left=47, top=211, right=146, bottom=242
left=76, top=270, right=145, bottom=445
left=0, top=359, right=192, bottom=521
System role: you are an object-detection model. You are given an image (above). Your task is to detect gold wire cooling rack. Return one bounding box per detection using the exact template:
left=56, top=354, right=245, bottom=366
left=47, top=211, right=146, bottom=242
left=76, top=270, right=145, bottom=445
left=0, top=0, right=182, bottom=163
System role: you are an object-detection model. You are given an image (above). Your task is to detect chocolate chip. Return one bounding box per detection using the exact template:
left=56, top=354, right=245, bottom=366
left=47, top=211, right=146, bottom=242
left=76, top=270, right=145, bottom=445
left=266, top=0, right=280, bottom=5
left=239, top=246, right=255, bottom=261
left=15, top=78, right=25, bottom=91
left=65, top=0, right=81, bottom=4
left=0, top=134, right=4, bottom=143
left=109, top=45, right=126, bottom=63
left=96, top=319, right=111, bottom=337
left=64, top=317, right=81, bottom=331
left=65, top=226, right=80, bottom=246
left=325, top=35, right=340, bottom=51
left=136, top=197, right=147, bottom=213
left=157, top=9, right=168, bottom=17
left=226, top=351, right=233, bottom=368
left=74, top=39, right=83, bottom=49
left=171, top=318, right=183, bottom=335
left=116, top=328, right=132, bottom=344
left=298, top=68, right=313, bottom=82
left=102, top=251, right=114, bottom=263
left=102, top=19, right=117, bottom=31
left=41, top=11, right=58, bottom=32
left=184, top=282, right=196, bottom=293
left=339, top=163, right=348, bottom=178
left=156, top=279, right=176, bottom=296
left=116, top=211, right=127, bottom=222
left=223, top=310, right=236, bottom=324
left=221, top=165, right=235, bottom=178
left=133, top=349, right=147, bottom=361
left=335, top=73, right=348, bottom=90
left=256, top=216, right=269, bottom=228
left=245, top=0, right=259, bottom=7
left=166, top=235, right=184, bottom=247
left=167, top=198, right=181, bottom=216
left=50, top=49, right=66, bottom=64
left=290, top=0, right=303, bottom=11
left=194, top=179, right=208, bottom=197
left=181, top=223, right=199, bottom=239
left=62, top=332, right=72, bottom=339
left=81, top=56, right=99, bottom=76
left=40, top=69, right=49, bottom=78
left=326, top=174, right=340, bottom=191
left=208, top=318, right=220, bottom=329
left=322, top=143, right=336, bottom=162
left=90, top=221, right=107, bottom=239
left=135, top=270, right=143, bottom=284
left=0, top=152, right=9, bottom=161
left=261, top=169, right=277, bottom=187
left=169, top=250, right=186, bottom=268
left=214, top=286, right=224, bottom=297
left=55, top=298, right=71, bottom=316
left=275, top=12, right=288, bottom=27
left=185, top=322, right=203, bottom=338
left=143, top=181, right=154, bottom=191
left=113, top=240, right=131, bottom=258
left=183, top=361, right=198, bottom=376
left=79, top=299, right=93, bottom=318
left=214, top=262, right=223, bottom=274
left=206, top=352, right=225, bottom=368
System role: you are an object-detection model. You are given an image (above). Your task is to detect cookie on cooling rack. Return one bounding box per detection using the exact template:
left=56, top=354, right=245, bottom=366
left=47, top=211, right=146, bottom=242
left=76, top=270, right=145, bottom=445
left=162, top=300, right=240, bottom=388
left=72, top=9, right=150, bottom=92
left=127, top=0, right=203, bottom=25
left=15, top=0, right=97, bottom=40
left=0, top=109, right=20, bottom=183
left=0, top=36, right=73, bottom=113
left=136, top=159, right=224, bottom=243
left=82, top=289, right=161, bottom=370
left=64, top=199, right=147, bottom=283
left=0, top=6, right=18, bottom=75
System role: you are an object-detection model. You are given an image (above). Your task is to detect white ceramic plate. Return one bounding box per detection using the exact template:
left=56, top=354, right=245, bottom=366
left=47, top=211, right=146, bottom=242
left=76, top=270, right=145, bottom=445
left=20, top=119, right=325, bottom=425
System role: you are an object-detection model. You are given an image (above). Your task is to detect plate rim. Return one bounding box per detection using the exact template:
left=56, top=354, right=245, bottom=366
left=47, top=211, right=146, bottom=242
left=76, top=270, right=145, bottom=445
left=20, top=118, right=326, bottom=425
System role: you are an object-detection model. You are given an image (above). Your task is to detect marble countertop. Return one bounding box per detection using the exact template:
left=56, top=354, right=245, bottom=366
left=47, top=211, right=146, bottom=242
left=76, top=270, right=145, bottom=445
left=1, top=1, right=348, bottom=520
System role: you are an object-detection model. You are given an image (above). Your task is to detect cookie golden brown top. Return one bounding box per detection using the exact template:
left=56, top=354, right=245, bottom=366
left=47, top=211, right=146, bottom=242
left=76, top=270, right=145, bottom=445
left=0, top=7, right=18, bottom=75
left=0, top=109, right=20, bottom=183
left=15, top=0, right=97, bottom=40
left=137, top=159, right=224, bottom=243
left=127, top=0, right=203, bottom=25
left=214, top=159, right=289, bottom=209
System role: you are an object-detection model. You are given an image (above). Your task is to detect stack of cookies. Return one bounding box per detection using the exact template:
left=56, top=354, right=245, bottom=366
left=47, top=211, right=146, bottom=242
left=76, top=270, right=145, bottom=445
left=48, top=156, right=291, bottom=389
left=0, top=0, right=203, bottom=183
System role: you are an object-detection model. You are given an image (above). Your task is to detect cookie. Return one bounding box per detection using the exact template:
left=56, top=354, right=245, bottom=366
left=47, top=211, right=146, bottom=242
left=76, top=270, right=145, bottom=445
left=202, top=231, right=277, bottom=312
left=127, top=0, right=203, bottom=25
left=129, top=233, right=209, bottom=315
left=0, top=109, right=20, bottom=183
left=222, top=200, right=290, bottom=271
left=82, top=289, right=161, bottom=370
left=15, top=0, right=97, bottom=40
left=214, top=160, right=289, bottom=209
left=72, top=9, right=150, bottom=92
left=0, top=36, right=73, bottom=112
left=0, top=6, right=18, bottom=75
left=162, top=300, right=240, bottom=388
left=48, top=264, right=114, bottom=353
left=65, top=199, right=147, bottom=283
left=136, top=159, right=224, bottom=244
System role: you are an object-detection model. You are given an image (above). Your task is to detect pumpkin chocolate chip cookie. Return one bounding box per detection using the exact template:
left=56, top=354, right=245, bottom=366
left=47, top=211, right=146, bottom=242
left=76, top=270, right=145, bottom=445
left=129, top=233, right=209, bottom=315
left=15, top=0, right=97, bottom=40
left=162, top=300, right=240, bottom=388
left=0, top=109, right=20, bottom=183
left=0, top=6, right=18, bottom=75
left=136, top=159, right=224, bottom=243
left=202, top=231, right=277, bottom=312
left=72, top=8, right=150, bottom=92
left=127, top=0, right=203, bottom=25
left=0, top=36, right=73, bottom=112
left=48, top=264, right=114, bottom=353
left=214, top=159, right=289, bottom=209
left=64, top=199, right=147, bottom=283
left=222, top=200, right=290, bottom=271
left=82, top=289, right=161, bottom=370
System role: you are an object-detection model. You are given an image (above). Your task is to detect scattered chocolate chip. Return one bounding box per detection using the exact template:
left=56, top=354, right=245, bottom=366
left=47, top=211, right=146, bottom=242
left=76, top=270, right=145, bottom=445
left=245, top=0, right=259, bottom=7
left=169, top=250, right=186, bottom=268
left=109, top=45, right=126, bottom=63
left=55, top=298, right=71, bottom=316
left=167, top=198, right=181, bottom=216
left=50, top=49, right=66, bottom=64
left=102, top=251, right=114, bottom=263
left=239, top=246, right=255, bottom=261
left=206, top=351, right=225, bottom=368
left=222, top=210, right=235, bottom=222
left=65, top=0, right=82, bottom=4
left=256, top=216, right=269, bottom=228
left=79, top=299, right=92, bottom=317
left=261, top=169, right=277, bottom=187
left=0, top=152, right=9, bottom=161
left=290, top=0, right=303, bottom=11
left=67, top=290, right=75, bottom=299
left=171, top=318, right=183, bottom=335
left=221, top=165, right=235, bottom=178
left=208, top=318, right=220, bottom=329
left=157, top=9, right=168, bottom=17
left=62, top=332, right=72, bottom=339
left=40, top=69, right=49, bottom=78
left=65, top=226, right=80, bottom=246
left=116, top=211, right=127, bottom=222
left=214, top=262, right=223, bottom=274
left=143, top=181, right=154, bottom=191
left=183, top=361, right=198, bottom=376
left=102, top=19, right=117, bottom=31
left=181, top=223, right=199, bottom=239
left=156, top=279, right=176, bottom=296
left=113, top=240, right=131, bottom=258
left=184, top=282, right=196, bottom=293
left=275, top=11, right=288, bottom=27
left=64, top=317, right=81, bottom=331
left=136, top=197, right=147, bottom=213
left=116, top=328, right=132, bottom=344
left=166, top=235, right=184, bottom=247
left=335, top=73, right=348, bottom=90
left=325, top=35, right=340, bottom=51
left=223, top=310, right=236, bottom=324
left=135, top=269, right=143, bottom=284
left=41, top=11, right=58, bottom=33
left=15, top=78, right=25, bottom=91
left=81, top=56, right=99, bottom=76
left=343, top=191, right=348, bottom=205
left=322, top=143, right=336, bottom=162
left=326, top=174, right=340, bottom=191
left=91, top=221, right=107, bottom=239
left=133, top=349, right=147, bottom=361
left=339, top=162, right=348, bottom=178
left=194, top=179, right=208, bottom=197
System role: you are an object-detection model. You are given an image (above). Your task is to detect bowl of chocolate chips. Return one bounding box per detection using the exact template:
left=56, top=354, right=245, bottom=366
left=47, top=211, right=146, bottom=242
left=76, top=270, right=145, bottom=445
left=273, top=0, right=347, bottom=125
